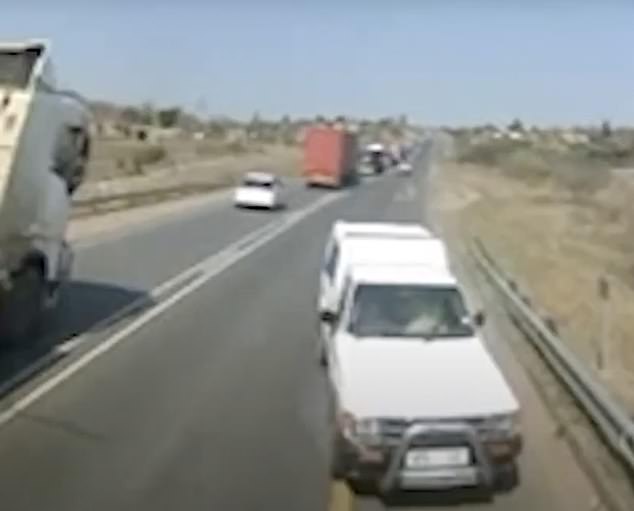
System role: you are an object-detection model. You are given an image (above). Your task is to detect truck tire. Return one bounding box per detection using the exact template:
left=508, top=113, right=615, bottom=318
left=0, top=267, right=45, bottom=347
left=318, top=342, right=328, bottom=367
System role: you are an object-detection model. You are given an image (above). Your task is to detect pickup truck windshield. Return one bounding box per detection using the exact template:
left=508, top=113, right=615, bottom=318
left=348, top=284, right=474, bottom=339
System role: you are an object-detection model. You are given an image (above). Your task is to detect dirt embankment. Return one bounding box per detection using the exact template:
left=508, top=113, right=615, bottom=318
left=429, top=158, right=634, bottom=411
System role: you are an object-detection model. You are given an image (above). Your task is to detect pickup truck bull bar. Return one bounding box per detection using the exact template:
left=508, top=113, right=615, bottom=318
left=380, top=422, right=494, bottom=493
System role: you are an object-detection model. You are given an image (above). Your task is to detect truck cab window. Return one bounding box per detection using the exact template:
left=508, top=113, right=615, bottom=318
left=0, top=47, right=41, bottom=89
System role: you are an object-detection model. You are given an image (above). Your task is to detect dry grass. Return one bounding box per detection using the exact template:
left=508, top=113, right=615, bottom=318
left=430, top=162, right=634, bottom=410
left=87, top=138, right=274, bottom=181
left=75, top=144, right=301, bottom=206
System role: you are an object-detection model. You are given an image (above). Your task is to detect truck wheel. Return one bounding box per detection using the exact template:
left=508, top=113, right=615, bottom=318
left=0, top=267, right=45, bottom=347
left=318, top=342, right=328, bottom=367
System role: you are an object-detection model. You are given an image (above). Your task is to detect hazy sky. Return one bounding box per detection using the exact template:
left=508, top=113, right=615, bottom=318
left=2, top=1, right=633, bottom=125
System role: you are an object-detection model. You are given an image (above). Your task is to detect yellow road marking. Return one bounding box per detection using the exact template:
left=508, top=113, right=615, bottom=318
left=329, top=482, right=354, bottom=511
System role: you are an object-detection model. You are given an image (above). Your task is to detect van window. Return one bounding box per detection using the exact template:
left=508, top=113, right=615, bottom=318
left=324, top=241, right=339, bottom=279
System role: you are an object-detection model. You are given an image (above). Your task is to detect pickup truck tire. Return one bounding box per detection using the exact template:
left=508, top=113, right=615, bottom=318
left=0, top=267, right=45, bottom=346
left=493, top=463, right=519, bottom=493
left=330, top=433, right=348, bottom=480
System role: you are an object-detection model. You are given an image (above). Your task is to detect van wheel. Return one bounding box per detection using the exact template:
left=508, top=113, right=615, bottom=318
left=0, top=267, right=45, bottom=347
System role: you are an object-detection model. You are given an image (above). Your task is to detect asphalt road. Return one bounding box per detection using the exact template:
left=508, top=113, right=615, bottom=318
left=0, top=166, right=600, bottom=510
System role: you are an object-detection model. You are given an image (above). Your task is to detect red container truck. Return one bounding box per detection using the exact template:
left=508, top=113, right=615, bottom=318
left=302, top=126, right=358, bottom=188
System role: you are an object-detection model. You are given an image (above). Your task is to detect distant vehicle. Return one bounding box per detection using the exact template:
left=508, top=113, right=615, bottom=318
left=0, top=40, right=92, bottom=344
left=324, top=263, right=522, bottom=495
left=396, top=161, right=413, bottom=176
left=358, top=154, right=375, bottom=176
left=303, top=126, right=358, bottom=188
left=233, top=172, right=286, bottom=210
left=364, top=143, right=388, bottom=175
left=318, top=221, right=444, bottom=329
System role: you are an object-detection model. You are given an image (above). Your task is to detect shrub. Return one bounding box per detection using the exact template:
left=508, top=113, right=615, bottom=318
left=132, top=145, right=167, bottom=170
left=502, top=148, right=552, bottom=182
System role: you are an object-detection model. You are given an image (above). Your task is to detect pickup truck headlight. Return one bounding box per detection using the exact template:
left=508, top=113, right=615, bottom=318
left=355, top=418, right=382, bottom=444
left=338, top=412, right=383, bottom=445
left=480, top=413, right=520, bottom=438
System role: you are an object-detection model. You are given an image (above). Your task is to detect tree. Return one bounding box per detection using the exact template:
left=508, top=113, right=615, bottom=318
left=601, top=119, right=612, bottom=138
left=207, top=120, right=227, bottom=139
left=139, top=102, right=156, bottom=125
left=121, top=107, right=143, bottom=124
left=508, top=118, right=524, bottom=133
left=157, top=107, right=181, bottom=128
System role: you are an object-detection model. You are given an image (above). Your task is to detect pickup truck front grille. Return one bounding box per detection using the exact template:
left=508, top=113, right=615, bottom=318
left=381, top=418, right=487, bottom=441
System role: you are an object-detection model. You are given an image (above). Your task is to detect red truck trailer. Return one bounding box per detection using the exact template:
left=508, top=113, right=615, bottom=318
left=302, top=126, right=358, bottom=188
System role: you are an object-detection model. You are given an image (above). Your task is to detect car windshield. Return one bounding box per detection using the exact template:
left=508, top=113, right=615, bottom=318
left=242, top=178, right=274, bottom=188
left=348, top=283, right=474, bottom=339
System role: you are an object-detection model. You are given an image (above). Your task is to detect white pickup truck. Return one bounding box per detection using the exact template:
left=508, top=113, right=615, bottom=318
left=0, top=40, right=91, bottom=343
left=324, top=263, right=522, bottom=495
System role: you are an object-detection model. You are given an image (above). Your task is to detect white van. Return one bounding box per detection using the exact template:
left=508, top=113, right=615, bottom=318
left=324, top=263, right=522, bottom=495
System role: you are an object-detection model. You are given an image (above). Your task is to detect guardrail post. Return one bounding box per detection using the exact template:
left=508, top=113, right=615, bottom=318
left=597, top=275, right=613, bottom=377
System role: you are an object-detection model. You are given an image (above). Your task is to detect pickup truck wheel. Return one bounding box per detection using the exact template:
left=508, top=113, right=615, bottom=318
left=0, top=267, right=45, bottom=346
left=493, top=463, right=520, bottom=493
left=330, top=433, right=348, bottom=480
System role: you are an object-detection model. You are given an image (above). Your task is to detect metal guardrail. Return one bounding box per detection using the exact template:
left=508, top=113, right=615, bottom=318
left=472, top=238, right=634, bottom=473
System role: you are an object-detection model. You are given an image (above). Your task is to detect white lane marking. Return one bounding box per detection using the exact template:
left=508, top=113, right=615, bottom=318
left=56, top=212, right=283, bottom=354
left=394, top=183, right=416, bottom=203
left=0, top=191, right=345, bottom=427
left=0, top=216, right=280, bottom=396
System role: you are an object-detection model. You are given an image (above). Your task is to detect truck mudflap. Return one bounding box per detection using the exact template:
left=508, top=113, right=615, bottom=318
left=379, top=422, right=494, bottom=494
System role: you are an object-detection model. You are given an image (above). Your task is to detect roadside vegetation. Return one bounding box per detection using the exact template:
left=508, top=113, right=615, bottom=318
left=88, top=101, right=413, bottom=181
left=431, top=121, right=634, bottom=409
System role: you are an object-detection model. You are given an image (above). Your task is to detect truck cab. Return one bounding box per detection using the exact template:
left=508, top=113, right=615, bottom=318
left=325, top=263, right=522, bottom=495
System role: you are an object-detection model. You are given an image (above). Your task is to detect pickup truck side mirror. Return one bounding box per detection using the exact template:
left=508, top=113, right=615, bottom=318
left=319, top=309, right=339, bottom=324
left=473, top=311, right=486, bottom=328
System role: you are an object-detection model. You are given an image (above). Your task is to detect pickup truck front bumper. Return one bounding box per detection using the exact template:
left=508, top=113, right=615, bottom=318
left=336, top=421, right=522, bottom=494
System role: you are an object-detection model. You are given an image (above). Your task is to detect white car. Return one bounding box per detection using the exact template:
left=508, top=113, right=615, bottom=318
left=323, top=263, right=522, bottom=494
left=396, top=161, right=413, bottom=175
left=318, top=221, right=445, bottom=324
left=234, top=172, right=286, bottom=210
